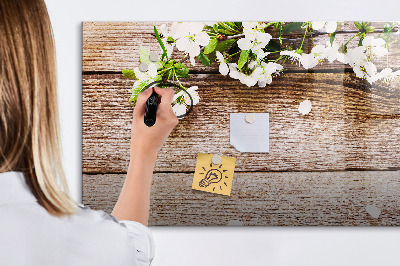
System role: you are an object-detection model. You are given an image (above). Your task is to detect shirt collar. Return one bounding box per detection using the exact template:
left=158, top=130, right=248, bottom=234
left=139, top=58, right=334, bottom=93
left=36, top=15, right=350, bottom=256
left=0, top=171, right=38, bottom=205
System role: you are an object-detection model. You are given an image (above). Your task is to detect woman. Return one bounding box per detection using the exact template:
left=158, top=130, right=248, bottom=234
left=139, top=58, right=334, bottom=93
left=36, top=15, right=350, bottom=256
left=0, top=0, right=178, bottom=265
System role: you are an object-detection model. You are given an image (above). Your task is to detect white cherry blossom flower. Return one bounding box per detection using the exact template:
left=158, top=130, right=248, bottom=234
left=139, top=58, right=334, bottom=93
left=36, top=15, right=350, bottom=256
left=172, top=86, right=200, bottom=106
left=343, top=46, right=366, bottom=66
left=281, top=45, right=326, bottom=69
left=172, top=22, right=210, bottom=66
left=379, top=68, right=400, bottom=82
left=343, top=46, right=382, bottom=83
left=228, top=63, right=241, bottom=79
left=362, top=36, right=388, bottom=58
left=256, top=51, right=270, bottom=61
left=227, top=60, right=283, bottom=87
left=312, top=21, right=338, bottom=33
left=172, top=89, right=184, bottom=102
left=363, top=61, right=380, bottom=83
left=185, top=86, right=200, bottom=105
left=365, top=66, right=400, bottom=84
left=311, top=21, right=325, bottom=30
left=237, top=22, right=272, bottom=55
left=324, top=41, right=346, bottom=63
left=257, top=62, right=284, bottom=87
left=301, top=45, right=326, bottom=69
left=243, top=67, right=263, bottom=87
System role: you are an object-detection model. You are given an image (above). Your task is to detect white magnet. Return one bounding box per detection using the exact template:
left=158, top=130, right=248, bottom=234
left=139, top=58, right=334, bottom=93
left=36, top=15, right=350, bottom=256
left=149, top=52, right=159, bottom=62
left=211, top=154, right=222, bottom=165
left=245, top=113, right=255, bottom=124
left=138, top=62, right=148, bottom=72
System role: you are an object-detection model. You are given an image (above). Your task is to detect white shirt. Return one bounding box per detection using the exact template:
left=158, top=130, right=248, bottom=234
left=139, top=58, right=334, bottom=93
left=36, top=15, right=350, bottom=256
left=0, top=171, right=155, bottom=266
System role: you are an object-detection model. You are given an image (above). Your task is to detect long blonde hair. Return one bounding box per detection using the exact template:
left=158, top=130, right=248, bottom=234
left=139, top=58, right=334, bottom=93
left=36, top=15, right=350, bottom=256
left=0, top=0, right=76, bottom=216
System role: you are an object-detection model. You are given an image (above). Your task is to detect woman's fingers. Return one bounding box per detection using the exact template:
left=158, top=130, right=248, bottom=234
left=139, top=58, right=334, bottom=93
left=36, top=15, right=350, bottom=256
left=133, top=88, right=153, bottom=118
left=133, top=86, right=178, bottom=127
left=154, top=87, right=175, bottom=106
left=154, top=87, right=179, bottom=126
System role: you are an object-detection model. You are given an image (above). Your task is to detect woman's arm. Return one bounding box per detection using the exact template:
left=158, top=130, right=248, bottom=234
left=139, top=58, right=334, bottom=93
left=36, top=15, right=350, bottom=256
left=111, top=87, right=178, bottom=225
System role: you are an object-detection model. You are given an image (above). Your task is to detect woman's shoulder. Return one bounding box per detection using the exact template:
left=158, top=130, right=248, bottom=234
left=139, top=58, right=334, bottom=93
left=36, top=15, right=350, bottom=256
left=73, top=203, right=155, bottom=265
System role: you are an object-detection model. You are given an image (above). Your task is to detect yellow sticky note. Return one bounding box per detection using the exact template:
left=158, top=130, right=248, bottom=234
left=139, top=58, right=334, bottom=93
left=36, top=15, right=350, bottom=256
left=192, top=153, right=236, bottom=196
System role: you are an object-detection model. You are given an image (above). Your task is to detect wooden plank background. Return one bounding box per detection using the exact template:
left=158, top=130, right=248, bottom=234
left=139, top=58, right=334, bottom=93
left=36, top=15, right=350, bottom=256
left=82, top=22, right=400, bottom=226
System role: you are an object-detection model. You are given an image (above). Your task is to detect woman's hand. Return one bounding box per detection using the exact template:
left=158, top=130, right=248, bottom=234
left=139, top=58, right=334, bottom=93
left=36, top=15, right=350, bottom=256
left=130, top=87, right=179, bottom=158
left=112, top=86, right=178, bottom=225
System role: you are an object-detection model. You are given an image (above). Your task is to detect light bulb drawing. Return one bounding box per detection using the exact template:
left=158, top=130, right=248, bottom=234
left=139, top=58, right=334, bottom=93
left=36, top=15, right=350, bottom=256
left=198, top=163, right=229, bottom=191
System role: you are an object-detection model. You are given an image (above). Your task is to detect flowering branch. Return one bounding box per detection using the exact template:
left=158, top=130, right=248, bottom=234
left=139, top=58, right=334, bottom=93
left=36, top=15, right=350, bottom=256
left=121, top=21, right=400, bottom=117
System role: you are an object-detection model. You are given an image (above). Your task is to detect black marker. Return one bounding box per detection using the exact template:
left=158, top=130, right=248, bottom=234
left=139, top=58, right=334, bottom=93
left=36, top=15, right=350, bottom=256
left=144, top=88, right=158, bottom=127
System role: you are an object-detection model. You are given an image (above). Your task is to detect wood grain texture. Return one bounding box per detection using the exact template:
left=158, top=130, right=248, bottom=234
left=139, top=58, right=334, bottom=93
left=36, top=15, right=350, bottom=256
left=82, top=22, right=400, bottom=226
left=82, top=73, right=400, bottom=173
left=82, top=22, right=400, bottom=72
left=82, top=171, right=400, bottom=226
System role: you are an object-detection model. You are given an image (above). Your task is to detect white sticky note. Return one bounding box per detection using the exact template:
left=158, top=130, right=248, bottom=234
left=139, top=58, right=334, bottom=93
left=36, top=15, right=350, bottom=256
left=230, top=113, right=269, bottom=153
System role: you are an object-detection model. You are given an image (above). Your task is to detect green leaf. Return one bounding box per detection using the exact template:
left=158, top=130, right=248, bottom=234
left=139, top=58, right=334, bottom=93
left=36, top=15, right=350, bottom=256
left=218, top=28, right=235, bottom=35
left=198, top=52, right=211, bottom=67
left=224, top=22, right=240, bottom=33
left=354, top=22, right=363, bottom=30
left=265, top=40, right=281, bottom=52
left=207, top=51, right=217, bottom=64
left=365, top=26, right=375, bottom=33
left=381, top=23, right=392, bottom=42
left=175, top=62, right=189, bottom=77
left=217, top=22, right=236, bottom=35
left=213, top=24, right=218, bottom=32
left=204, top=38, right=218, bottom=54
left=383, top=23, right=392, bottom=34
left=176, top=66, right=190, bottom=78
left=282, top=22, right=303, bottom=33
left=215, top=39, right=236, bottom=52
left=129, top=80, right=149, bottom=102
left=330, top=31, right=337, bottom=46
left=174, top=62, right=185, bottom=69
left=238, top=50, right=249, bottom=70
left=154, top=26, right=168, bottom=60
left=166, top=36, right=175, bottom=43
left=139, top=45, right=151, bottom=64
left=227, top=41, right=240, bottom=54
left=122, top=69, right=137, bottom=80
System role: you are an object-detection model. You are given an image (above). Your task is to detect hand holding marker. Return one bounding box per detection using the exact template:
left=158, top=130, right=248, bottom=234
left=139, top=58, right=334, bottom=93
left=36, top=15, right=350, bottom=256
left=143, top=81, right=194, bottom=127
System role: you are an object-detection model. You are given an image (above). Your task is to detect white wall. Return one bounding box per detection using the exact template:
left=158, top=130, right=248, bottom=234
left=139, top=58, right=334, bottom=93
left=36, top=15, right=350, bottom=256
left=45, top=0, right=400, bottom=265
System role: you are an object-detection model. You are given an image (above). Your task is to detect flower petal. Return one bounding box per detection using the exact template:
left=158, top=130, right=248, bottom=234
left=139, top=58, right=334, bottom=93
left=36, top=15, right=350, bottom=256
left=216, top=51, right=224, bottom=62
left=219, top=63, right=229, bottom=76
left=147, top=63, right=158, bottom=78
left=237, top=38, right=252, bottom=50
left=172, top=103, right=187, bottom=117
left=195, top=32, right=210, bottom=47
left=176, top=37, right=189, bottom=52
left=190, top=56, right=196, bottom=67
left=325, top=21, right=337, bottom=33
left=312, top=21, right=325, bottom=30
